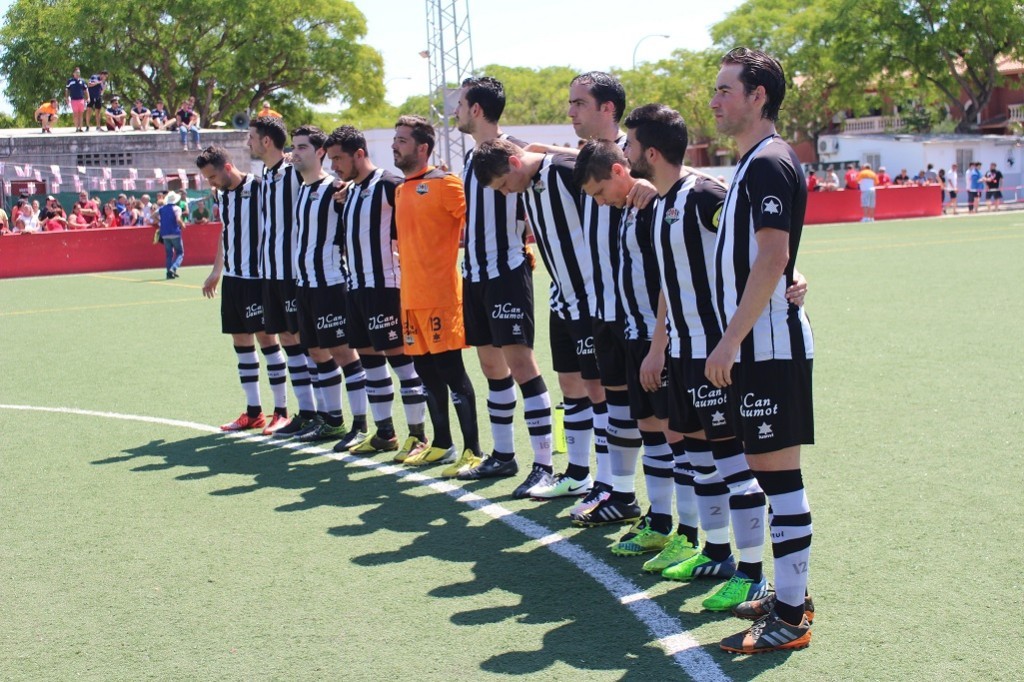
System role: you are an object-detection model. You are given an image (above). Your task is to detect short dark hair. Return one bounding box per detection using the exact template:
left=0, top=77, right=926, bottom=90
left=623, top=103, right=688, bottom=166
left=292, top=124, right=327, bottom=150
left=325, top=125, right=367, bottom=155
left=461, top=76, right=505, bottom=123
left=249, top=116, right=287, bottom=150
left=573, top=139, right=627, bottom=187
left=720, top=47, right=786, bottom=122
left=195, top=145, right=231, bottom=170
left=570, top=71, right=627, bottom=123
left=395, top=115, right=435, bottom=156
left=472, top=138, right=522, bottom=187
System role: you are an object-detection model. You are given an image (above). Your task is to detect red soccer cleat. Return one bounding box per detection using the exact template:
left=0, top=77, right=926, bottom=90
left=220, top=412, right=267, bottom=432
left=261, top=413, right=291, bottom=436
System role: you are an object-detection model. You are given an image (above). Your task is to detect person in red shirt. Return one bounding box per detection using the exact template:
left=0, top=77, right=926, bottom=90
left=75, top=191, right=99, bottom=227
left=806, top=170, right=819, bottom=192
left=876, top=166, right=892, bottom=187
left=844, top=163, right=859, bottom=190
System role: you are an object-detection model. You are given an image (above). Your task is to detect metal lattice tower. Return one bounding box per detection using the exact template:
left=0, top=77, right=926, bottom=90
left=424, top=0, right=474, bottom=170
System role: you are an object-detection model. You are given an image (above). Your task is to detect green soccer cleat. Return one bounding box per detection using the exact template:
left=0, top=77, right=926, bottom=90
left=297, top=420, right=348, bottom=443
left=702, top=572, right=769, bottom=612
left=610, top=517, right=671, bottom=556
left=661, top=552, right=736, bottom=581
left=440, top=448, right=483, bottom=478
left=641, top=533, right=699, bottom=573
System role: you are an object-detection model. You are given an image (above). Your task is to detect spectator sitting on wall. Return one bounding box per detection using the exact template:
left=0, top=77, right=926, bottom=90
left=34, top=99, right=59, bottom=134
left=822, top=165, right=839, bottom=191
left=130, top=100, right=152, bottom=130
left=191, top=201, right=210, bottom=223
left=893, top=168, right=910, bottom=185
left=877, top=166, right=892, bottom=187
left=105, top=96, right=127, bottom=131
left=151, top=101, right=173, bottom=131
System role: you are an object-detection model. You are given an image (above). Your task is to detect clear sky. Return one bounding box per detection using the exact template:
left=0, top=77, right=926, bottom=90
left=0, top=0, right=745, bottom=112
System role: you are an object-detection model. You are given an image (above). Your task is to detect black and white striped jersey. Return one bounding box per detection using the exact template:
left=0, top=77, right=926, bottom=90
left=714, top=135, right=813, bottom=361
left=462, top=134, right=528, bottom=281
left=617, top=204, right=661, bottom=341
left=521, top=153, right=593, bottom=320
left=218, top=173, right=262, bottom=280
left=581, top=132, right=627, bottom=322
left=653, top=174, right=725, bottom=359
left=295, top=174, right=347, bottom=288
left=258, top=159, right=301, bottom=281
left=340, top=168, right=401, bottom=290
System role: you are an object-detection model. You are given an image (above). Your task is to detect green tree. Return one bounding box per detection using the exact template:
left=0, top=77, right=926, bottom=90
left=0, top=0, right=384, bottom=123
left=711, top=0, right=1024, bottom=134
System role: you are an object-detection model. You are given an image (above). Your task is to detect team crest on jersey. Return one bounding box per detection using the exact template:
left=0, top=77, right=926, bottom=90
left=360, top=188, right=372, bottom=199
left=242, top=190, right=252, bottom=199
left=416, top=183, right=429, bottom=195
left=532, top=179, right=546, bottom=194
left=761, top=196, right=782, bottom=215
left=310, top=190, right=321, bottom=200
left=625, top=208, right=637, bottom=227
left=664, top=207, right=680, bottom=224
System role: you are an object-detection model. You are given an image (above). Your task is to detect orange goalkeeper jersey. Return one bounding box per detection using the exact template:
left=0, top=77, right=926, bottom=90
left=394, top=166, right=466, bottom=309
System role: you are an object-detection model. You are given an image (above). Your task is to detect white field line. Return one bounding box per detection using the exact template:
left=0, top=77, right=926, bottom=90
left=0, top=403, right=730, bottom=682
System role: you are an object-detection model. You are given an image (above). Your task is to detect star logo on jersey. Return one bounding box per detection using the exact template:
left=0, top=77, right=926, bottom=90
left=512, top=323, right=522, bottom=336
left=416, top=183, right=429, bottom=195
left=757, top=421, right=773, bottom=439
left=761, top=196, right=782, bottom=215
left=532, top=179, right=546, bottom=194
left=388, top=330, right=398, bottom=341
left=664, top=207, right=680, bottom=224
left=711, top=410, right=726, bottom=427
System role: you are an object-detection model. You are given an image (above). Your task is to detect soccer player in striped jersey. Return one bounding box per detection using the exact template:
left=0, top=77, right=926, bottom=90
left=390, top=115, right=482, bottom=474
left=289, top=125, right=368, bottom=448
left=473, top=139, right=620, bottom=508
left=246, top=116, right=317, bottom=437
left=198, top=146, right=278, bottom=432
left=556, top=72, right=659, bottom=527
left=706, top=48, right=815, bottom=654
left=450, top=77, right=556, bottom=498
left=573, top=139, right=685, bottom=560
left=621, top=105, right=771, bottom=612
left=323, top=125, right=428, bottom=461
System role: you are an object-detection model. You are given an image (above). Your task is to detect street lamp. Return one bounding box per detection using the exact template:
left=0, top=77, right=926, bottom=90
left=632, top=34, right=671, bottom=70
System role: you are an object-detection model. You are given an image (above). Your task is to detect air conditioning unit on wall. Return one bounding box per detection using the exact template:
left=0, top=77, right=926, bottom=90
left=817, top=138, right=839, bottom=154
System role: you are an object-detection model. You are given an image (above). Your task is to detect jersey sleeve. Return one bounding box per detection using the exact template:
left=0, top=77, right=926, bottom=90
left=382, top=172, right=400, bottom=240
left=746, top=153, right=800, bottom=233
left=693, top=178, right=727, bottom=234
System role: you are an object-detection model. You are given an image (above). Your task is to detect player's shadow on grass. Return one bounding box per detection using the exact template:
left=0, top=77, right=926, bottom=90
left=94, top=435, right=795, bottom=679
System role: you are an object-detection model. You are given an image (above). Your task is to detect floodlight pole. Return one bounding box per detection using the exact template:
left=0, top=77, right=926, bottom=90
left=424, top=0, right=475, bottom=170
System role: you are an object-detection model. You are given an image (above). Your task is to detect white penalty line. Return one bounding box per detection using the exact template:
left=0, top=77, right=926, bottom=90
left=0, top=403, right=729, bottom=682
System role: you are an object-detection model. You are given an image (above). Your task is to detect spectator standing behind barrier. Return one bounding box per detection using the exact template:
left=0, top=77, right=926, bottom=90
left=66, top=66, right=88, bottom=132
left=34, top=99, right=59, bottom=133
left=894, top=168, right=910, bottom=185
left=159, top=190, right=186, bottom=278
left=0, top=205, right=9, bottom=233
left=68, top=204, right=88, bottom=229
left=984, top=162, right=1003, bottom=211
left=806, top=170, right=818, bottom=192
left=258, top=101, right=282, bottom=118
left=946, top=163, right=959, bottom=215
left=822, top=165, right=839, bottom=191
left=844, top=163, right=859, bottom=190
left=857, top=163, right=878, bottom=222
left=86, top=71, right=107, bottom=131
left=967, top=162, right=984, bottom=212
left=191, top=200, right=210, bottom=223
left=924, top=163, right=938, bottom=185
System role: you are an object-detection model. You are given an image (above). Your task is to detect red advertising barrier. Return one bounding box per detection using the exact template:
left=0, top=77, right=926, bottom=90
left=0, top=223, right=222, bottom=279
left=805, top=185, right=942, bottom=224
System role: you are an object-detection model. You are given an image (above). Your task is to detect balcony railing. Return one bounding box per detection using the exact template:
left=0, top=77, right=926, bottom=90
left=1010, top=103, right=1024, bottom=122
left=841, top=116, right=904, bottom=134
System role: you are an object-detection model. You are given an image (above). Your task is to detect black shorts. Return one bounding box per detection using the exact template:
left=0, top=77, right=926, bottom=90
left=221, top=276, right=264, bottom=335
left=346, top=287, right=403, bottom=351
left=727, top=359, right=814, bottom=455
left=463, top=263, right=534, bottom=348
left=949, top=190, right=957, bottom=199
left=296, top=283, right=349, bottom=349
left=261, top=279, right=299, bottom=336
left=624, top=340, right=668, bottom=421
left=968, top=190, right=980, bottom=202
left=549, top=313, right=599, bottom=380
left=88, top=97, right=103, bottom=110
left=593, top=319, right=629, bottom=387
left=986, top=190, right=1002, bottom=200
left=667, top=357, right=735, bottom=439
